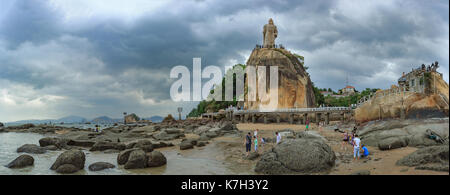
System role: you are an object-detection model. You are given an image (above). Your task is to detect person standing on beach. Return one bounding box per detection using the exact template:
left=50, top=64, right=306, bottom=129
left=254, top=129, right=259, bottom=138
left=244, top=132, right=252, bottom=156
left=260, top=137, right=265, bottom=150
left=341, top=131, right=349, bottom=152
left=353, top=134, right=361, bottom=161
left=276, top=132, right=281, bottom=144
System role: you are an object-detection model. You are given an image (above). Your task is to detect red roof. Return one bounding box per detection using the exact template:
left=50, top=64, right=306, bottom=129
left=345, top=85, right=355, bottom=89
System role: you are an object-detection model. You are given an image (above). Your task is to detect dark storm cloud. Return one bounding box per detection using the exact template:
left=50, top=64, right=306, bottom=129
left=0, top=0, right=448, bottom=121
left=0, top=0, right=62, bottom=48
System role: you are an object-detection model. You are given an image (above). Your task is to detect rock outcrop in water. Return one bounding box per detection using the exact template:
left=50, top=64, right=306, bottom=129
left=88, top=162, right=115, bottom=171
left=6, top=155, right=34, bottom=168
left=255, top=134, right=335, bottom=174
left=146, top=151, right=167, bottom=167
left=17, top=144, right=46, bottom=154
left=50, top=150, right=86, bottom=174
left=124, top=113, right=140, bottom=124
left=125, top=150, right=147, bottom=169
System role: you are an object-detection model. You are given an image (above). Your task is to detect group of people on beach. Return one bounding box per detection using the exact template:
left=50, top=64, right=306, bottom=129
left=243, top=125, right=370, bottom=161
left=244, top=129, right=282, bottom=157
left=341, top=127, right=369, bottom=161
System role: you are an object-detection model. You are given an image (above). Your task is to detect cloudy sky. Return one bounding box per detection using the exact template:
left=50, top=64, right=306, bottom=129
left=0, top=0, right=448, bottom=122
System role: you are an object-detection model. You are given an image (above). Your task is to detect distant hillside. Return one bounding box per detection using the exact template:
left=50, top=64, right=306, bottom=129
left=54, top=116, right=87, bottom=123
left=143, top=116, right=163, bottom=123
left=90, top=116, right=121, bottom=124
left=6, top=115, right=87, bottom=125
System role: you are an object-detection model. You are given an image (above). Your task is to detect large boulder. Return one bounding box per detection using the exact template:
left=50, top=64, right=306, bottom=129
left=255, top=138, right=336, bottom=174
left=90, top=141, right=125, bottom=151
left=56, top=164, right=80, bottom=174
left=88, top=162, right=116, bottom=171
left=146, top=151, right=167, bottom=167
left=180, top=139, right=196, bottom=150
left=359, top=119, right=449, bottom=149
left=378, top=137, right=408, bottom=150
left=124, top=149, right=147, bottom=169
left=204, top=128, right=221, bottom=138
left=39, top=137, right=59, bottom=147
left=117, top=149, right=138, bottom=165
left=219, top=121, right=234, bottom=131
left=67, top=140, right=96, bottom=147
left=193, top=125, right=211, bottom=135
left=6, top=155, right=34, bottom=168
left=17, top=144, right=46, bottom=154
left=50, top=150, right=85, bottom=173
left=396, top=146, right=449, bottom=167
left=124, top=113, right=140, bottom=124
left=134, top=140, right=154, bottom=152
left=39, top=137, right=70, bottom=149
left=153, top=130, right=184, bottom=141
left=152, top=142, right=174, bottom=149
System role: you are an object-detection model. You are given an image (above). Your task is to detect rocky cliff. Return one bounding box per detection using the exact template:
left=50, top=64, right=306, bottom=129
left=244, top=48, right=315, bottom=109
left=124, top=113, right=140, bottom=124
left=355, top=72, right=449, bottom=122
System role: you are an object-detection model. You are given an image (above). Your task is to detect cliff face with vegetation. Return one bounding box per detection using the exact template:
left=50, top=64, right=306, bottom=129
left=245, top=48, right=315, bottom=109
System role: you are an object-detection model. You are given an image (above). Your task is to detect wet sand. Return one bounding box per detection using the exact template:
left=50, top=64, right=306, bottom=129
left=224, top=122, right=449, bottom=175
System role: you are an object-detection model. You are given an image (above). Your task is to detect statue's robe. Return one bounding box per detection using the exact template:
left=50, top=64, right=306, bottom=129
left=263, top=23, right=278, bottom=48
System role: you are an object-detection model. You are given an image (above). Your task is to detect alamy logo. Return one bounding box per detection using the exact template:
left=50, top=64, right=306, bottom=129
left=170, top=58, right=278, bottom=110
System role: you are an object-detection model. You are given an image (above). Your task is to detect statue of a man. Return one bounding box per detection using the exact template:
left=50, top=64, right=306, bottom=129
left=263, top=18, right=278, bottom=48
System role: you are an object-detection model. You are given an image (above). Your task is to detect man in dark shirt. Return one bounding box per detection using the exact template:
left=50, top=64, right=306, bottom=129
left=244, top=132, right=252, bottom=157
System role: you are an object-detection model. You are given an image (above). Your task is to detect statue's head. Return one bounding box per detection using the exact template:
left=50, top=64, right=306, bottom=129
left=269, top=18, right=274, bottom=25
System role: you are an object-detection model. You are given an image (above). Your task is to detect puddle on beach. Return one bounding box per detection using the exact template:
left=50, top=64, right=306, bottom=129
left=0, top=132, right=254, bottom=175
